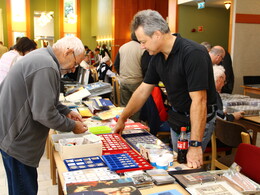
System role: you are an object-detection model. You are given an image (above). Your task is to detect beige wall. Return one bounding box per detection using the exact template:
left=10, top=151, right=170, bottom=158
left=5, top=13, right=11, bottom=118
left=232, top=0, right=260, bottom=94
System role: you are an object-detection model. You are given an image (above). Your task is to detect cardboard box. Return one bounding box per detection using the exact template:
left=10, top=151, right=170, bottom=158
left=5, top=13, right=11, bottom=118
left=51, top=133, right=102, bottom=159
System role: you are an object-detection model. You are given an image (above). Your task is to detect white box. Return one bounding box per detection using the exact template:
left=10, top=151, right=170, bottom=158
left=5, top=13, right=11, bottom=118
left=51, top=134, right=102, bottom=159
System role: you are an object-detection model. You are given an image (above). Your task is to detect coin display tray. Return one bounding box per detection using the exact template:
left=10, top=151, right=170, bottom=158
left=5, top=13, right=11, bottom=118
left=64, top=156, right=107, bottom=171
left=122, top=133, right=171, bottom=152
left=103, top=149, right=153, bottom=173
left=97, top=133, right=131, bottom=152
left=63, top=168, right=120, bottom=184
left=102, top=153, right=139, bottom=171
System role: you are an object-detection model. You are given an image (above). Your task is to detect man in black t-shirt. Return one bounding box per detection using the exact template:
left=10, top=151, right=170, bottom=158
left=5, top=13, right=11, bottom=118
left=114, top=10, right=216, bottom=169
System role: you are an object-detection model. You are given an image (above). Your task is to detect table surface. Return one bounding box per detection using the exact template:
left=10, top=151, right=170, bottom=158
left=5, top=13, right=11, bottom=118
left=53, top=150, right=190, bottom=195
left=241, top=85, right=260, bottom=95
left=243, top=115, right=260, bottom=124
left=238, top=115, right=260, bottom=145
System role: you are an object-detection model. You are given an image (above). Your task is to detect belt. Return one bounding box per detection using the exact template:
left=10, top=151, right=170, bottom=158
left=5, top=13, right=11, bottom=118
left=172, top=104, right=217, bottom=116
left=207, top=104, right=218, bottom=114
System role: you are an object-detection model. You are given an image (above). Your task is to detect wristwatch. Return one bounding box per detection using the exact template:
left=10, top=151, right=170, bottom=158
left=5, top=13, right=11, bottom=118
left=189, top=140, right=202, bottom=147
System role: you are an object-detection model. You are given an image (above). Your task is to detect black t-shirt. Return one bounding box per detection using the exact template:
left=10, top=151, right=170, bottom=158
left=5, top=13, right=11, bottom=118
left=144, top=34, right=216, bottom=113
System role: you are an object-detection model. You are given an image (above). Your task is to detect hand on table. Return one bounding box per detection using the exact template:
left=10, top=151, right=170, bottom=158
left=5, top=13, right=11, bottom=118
left=67, top=110, right=83, bottom=122
left=186, top=146, right=203, bottom=168
left=113, top=119, right=125, bottom=134
left=232, top=111, right=245, bottom=120
left=73, top=121, right=88, bottom=134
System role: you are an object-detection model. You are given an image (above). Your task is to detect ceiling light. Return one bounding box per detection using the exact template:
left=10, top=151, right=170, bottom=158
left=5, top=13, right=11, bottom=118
left=224, top=1, right=231, bottom=10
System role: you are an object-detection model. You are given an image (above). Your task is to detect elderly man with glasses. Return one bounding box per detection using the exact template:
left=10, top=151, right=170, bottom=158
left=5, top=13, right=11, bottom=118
left=213, top=65, right=244, bottom=121
left=0, top=36, right=88, bottom=195
left=209, top=45, right=225, bottom=65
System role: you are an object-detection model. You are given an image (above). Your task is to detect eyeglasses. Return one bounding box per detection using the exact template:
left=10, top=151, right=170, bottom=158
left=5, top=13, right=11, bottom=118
left=220, top=76, right=227, bottom=85
left=218, top=55, right=224, bottom=62
left=72, top=51, right=80, bottom=69
left=60, top=51, right=79, bottom=72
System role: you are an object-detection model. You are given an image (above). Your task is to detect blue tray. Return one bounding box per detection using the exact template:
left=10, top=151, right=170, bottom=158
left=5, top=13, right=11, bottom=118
left=64, top=156, right=107, bottom=171
left=102, top=153, right=139, bottom=171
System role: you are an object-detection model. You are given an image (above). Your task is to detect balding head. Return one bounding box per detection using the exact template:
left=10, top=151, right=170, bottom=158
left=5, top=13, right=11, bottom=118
left=209, top=45, right=225, bottom=65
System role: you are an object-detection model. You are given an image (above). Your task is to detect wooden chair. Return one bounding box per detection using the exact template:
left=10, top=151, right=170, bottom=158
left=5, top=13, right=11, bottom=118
left=241, top=132, right=251, bottom=144
left=91, top=68, right=99, bottom=82
left=211, top=118, right=249, bottom=170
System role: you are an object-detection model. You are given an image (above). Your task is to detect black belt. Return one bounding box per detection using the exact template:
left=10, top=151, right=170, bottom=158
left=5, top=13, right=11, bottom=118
left=172, top=104, right=217, bottom=116
left=207, top=104, right=218, bottom=114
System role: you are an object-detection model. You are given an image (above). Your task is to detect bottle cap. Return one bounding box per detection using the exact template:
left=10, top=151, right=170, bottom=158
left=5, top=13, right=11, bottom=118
left=181, top=127, right=186, bottom=131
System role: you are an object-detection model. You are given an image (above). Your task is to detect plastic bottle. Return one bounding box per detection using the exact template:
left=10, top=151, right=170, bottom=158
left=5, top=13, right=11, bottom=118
left=177, top=127, right=188, bottom=164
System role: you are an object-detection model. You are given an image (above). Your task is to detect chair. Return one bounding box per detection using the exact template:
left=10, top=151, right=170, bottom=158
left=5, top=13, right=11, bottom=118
left=234, top=143, right=260, bottom=184
left=211, top=118, right=249, bottom=170
left=91, top=68, right=99, bottom=82
left=241, top=132, right=251, bottom=144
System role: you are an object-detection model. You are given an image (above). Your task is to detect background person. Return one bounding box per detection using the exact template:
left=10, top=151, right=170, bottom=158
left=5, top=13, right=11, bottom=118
left=213, top=65, right=244, bottom=121
left=0, top=37, right=37, bottom=84
left=0, top=36, right=88, bottom=195
left=114, top=10, right=217, bottom=168
left=0, top=41, right=8, bottom=58
left=114, top=32, right=144, bottom=121
left=202, top=42, right=234, bottom=94
left=200, top=41, right=212, bottom=52
left=209, top=45, right=225, bottom=65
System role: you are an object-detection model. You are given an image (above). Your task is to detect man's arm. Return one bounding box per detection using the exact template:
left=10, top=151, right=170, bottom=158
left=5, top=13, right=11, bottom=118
left=187, top=90, right=207, bottom=168
left=114, top=82, right=155, bottom=134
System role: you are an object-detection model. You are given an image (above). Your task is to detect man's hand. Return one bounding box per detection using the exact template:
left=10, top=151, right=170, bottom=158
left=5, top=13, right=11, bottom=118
left=67, top=110, right=83, bottom=122
left=113, top=119, right=125, bottom=134
left=73, top=121, right=88, bottom=134
left=186, top=146, right=203, bottom=168
left=232, top=111, right=245, bottom=120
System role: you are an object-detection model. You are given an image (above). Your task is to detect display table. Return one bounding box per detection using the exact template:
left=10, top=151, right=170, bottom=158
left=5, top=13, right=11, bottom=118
left=52, top=149, right=189, bottom=195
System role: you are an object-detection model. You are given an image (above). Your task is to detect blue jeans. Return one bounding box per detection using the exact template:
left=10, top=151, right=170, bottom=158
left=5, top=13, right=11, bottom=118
left=170, top=116, right=216, bottom=152
left=0, top=150, right=38, bottom=195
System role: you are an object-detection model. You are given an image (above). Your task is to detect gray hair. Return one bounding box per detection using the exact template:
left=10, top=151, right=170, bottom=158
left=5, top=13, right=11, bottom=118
left=201, top=42, right=212, bottom=51
left=131, top=9, right=170, bottom=37
left=53, top=36, right=85, bottom=56
left=209, top=46, right=225, bottom=57
left=213, top=65, right=225, bottom=82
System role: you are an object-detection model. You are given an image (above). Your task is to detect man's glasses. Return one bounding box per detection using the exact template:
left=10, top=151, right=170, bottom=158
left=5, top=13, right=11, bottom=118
left=218, top=55, right=224, bottom=62
left=72, top=51, right=80, bottom=69
left=60, top=51, right=79, bottom=71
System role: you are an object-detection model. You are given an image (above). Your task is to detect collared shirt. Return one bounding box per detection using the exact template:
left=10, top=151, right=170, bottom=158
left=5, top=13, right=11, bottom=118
left=144, top=33, right=216, bottom=113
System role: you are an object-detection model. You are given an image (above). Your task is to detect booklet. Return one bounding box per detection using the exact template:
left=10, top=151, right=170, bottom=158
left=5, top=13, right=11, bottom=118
left=65, top=88, right=91, bottom=102
left=66, top=178, right=141, bottom=195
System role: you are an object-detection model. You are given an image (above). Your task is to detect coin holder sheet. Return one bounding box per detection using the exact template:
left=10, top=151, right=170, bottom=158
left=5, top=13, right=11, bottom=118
left=103, top=149, right=153, bottom=173
left=122, top=134, right=171, bottom=152
left=102, top=153, right=139, bottom=171
left=97, top=133, right=131, bottom=152
left=63, top=168, right=120, bottom=184
left=64, top=156, right=107, bottom=171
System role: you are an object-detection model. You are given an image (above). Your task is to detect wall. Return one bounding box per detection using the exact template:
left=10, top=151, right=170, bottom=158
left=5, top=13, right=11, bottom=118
left=112, top=0, right=168, bottom=60
left=30, top=0, right=59, bottom=41
left=178, top=5, right=230, bottom=49
left=232, top=0, right=260, bottom=94
left=80, top=0, right=96, bottom=50
left=0, top=0, right=7, bottom=46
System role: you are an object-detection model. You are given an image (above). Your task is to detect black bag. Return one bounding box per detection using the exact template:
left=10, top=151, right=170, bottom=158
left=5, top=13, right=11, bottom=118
left=167, top=109, right=190, bottom=134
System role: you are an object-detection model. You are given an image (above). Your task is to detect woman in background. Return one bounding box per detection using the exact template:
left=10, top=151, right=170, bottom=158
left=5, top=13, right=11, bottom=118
left=0, top=37, right=37, bottom=84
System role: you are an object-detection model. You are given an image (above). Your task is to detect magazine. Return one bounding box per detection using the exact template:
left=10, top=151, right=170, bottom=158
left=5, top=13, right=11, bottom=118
left=66, top=178, right=141, bottom=195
